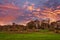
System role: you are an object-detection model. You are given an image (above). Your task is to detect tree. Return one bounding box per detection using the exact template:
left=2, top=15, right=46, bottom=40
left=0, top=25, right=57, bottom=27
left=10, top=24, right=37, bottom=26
left=34, top=19, right=41, bottom=29
left=55, top=20, right=60, bottom=33
left=26, top=21, right=35, bottom=29
left=41, top=19, right=50, bottom=29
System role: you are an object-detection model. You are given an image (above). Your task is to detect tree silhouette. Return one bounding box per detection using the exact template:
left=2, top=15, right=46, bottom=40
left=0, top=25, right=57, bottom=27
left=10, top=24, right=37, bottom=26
left=27, top=21, right=35, bottom=29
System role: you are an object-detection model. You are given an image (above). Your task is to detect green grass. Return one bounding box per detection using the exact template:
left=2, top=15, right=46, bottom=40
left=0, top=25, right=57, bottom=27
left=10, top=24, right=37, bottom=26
left=0, top=30, right=60, bottom=40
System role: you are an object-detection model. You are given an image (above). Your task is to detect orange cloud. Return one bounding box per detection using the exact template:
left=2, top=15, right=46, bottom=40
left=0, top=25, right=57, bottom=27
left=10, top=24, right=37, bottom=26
left=27, top=5, right=34, bottom=11
left=0, top=3, right=60, bottom=25
left=31, top=7, right=60, bottom=22
left=26, top=3, right=35, bottom=11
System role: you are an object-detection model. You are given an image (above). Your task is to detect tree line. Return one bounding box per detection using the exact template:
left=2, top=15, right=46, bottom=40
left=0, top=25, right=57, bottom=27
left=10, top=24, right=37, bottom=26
left=0, top=19, right=60, bottom=33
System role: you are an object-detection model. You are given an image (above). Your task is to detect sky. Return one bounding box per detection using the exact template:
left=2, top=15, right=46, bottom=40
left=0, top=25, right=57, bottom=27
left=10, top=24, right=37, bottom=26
left=0, top=0, right=60, bottom=25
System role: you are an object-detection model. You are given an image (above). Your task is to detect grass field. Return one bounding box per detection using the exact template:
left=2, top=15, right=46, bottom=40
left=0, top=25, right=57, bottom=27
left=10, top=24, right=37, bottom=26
left=0, top=30, right=60, bottom=40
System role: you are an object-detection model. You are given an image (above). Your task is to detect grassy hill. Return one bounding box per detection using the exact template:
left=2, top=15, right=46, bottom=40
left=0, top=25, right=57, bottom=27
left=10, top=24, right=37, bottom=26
left=0, top=30, right=60, bottom=40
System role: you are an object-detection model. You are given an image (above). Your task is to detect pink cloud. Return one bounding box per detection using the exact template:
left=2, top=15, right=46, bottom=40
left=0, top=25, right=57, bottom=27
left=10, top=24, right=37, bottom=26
left=0, top=4, right=20, bottom=9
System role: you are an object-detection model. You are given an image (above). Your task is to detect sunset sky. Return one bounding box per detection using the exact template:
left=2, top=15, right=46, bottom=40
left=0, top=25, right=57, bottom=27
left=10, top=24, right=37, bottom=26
left=0, top=0, right=60, bottom=25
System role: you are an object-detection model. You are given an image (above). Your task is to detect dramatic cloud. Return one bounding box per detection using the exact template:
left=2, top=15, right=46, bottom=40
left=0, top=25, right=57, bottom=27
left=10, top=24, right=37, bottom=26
left=0, top=0, right=60, bottom=25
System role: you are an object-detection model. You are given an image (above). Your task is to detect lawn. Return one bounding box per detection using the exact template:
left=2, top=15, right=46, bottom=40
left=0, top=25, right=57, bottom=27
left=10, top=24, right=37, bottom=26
left=0, top=30, right=60, bottom=40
